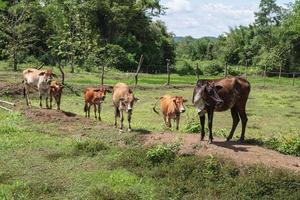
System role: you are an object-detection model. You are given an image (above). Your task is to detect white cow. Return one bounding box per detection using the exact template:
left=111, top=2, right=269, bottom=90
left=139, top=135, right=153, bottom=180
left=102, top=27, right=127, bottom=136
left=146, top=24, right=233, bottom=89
left=23, top=68, right=56, bottom=108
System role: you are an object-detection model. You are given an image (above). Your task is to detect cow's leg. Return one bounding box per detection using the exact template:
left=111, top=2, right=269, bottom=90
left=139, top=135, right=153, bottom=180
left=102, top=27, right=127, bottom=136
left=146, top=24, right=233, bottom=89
left=39, top=94, right=43, bottom=108
left=98, top=104, right=101, bottom=121
left=238, top=110, right=248, bottom=143
left=199, top=114, right=206, bottom=141
left=175, top=115, right=180, bottom=130
left=114, top=107, right=119, bottom=128
left=163, top=115, right=167, bottom=126
left=94, top=104, right=97, bottom=119
left=56, top=95, right=61, bottom=110
left=227, top=107, right=240, bottom=141
left=46, top=95, right=49, bottom=109
left=207, top=108, right=214, bottom=144
left=128, top=111, right=132, bottom=132
left=120, top=110, right=124, bottom=132
left=88, top=104, right=91, bottom=118
left=84, top=103, right=88, bottom=117
left=24, top=85, right=30, bottom=106
left=167, top=116, right=172, bottom=128
left=49, top=94, right=53, bottom=109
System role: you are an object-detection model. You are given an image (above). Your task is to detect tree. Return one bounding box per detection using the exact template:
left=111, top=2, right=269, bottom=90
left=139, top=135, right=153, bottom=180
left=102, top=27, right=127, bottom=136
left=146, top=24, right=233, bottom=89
left=0, top=1, right=36, bottom=71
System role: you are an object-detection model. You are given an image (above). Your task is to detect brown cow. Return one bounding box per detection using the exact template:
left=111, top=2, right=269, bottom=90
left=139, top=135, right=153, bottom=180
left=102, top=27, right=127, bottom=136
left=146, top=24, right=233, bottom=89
left=23, top=68, right=56, bottom=108
left=50, top=80, right=63, bottom=110
left=153, top=95, right=187, bottom=130
left=192, top=77, right=251, bottom=144
left=112, top=83, right=139, bottom=132
left=84, top=86, right=107, bottom=121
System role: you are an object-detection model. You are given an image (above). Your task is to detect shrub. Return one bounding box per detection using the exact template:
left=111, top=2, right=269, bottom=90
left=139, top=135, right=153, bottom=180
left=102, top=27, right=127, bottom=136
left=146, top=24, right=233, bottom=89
left=72, top=139, right=108, bottom=157
left=184, top=117, right=200, bottom=133
left=146, top=143, right=180, bottom=164
left=202, top=60, right=224, bottom=75
left=175, top=59, right=201, bottom=75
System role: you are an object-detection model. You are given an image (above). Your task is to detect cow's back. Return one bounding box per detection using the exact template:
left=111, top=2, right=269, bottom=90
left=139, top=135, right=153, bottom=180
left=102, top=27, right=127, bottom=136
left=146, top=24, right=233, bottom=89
left=112, top=83, right=130, bottom=104
left=214, top=77, right=250, bottom=111
left=160, top=95, right=176, bottom=116
left=23, top=68, right=40, bottom=85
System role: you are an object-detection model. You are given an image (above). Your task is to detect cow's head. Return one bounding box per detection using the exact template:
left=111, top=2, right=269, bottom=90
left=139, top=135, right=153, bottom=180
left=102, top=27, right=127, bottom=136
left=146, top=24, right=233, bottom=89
left=119, top=89, right=139, bottom=112
left=172, top=96, right=187, bottom=113
left=39, top=69, right=56, bottom=84
left=93, top=86, right=107, bottom=102
left=193, top=81, right=223, bottom=115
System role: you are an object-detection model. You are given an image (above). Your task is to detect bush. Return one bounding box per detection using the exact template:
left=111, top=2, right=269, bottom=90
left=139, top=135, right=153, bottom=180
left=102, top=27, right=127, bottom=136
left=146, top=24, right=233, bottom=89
left=175, top=59, right=201, bottom=75
left=146, top=143, right=180, bottom=164
left=202, top=60, right=224, bottom=75
left=89, top=185, right=141, bottom=200
left=265, top=132, right=300, bottom=156
left=184, top=116, right=201, bottom=133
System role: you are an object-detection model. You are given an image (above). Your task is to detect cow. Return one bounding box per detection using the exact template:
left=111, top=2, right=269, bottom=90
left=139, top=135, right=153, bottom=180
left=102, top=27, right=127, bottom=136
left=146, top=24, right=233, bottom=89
left=84, top=86, right=107, bottom=121
left=23, top=68, right=56, bottom=108
left=192, top=77, right=251, bottom=144
left=50, top=80, right=64, bottom=110
left=153, top=95, right=187, bottom=130
left=112, top=83, right=139, bottom=132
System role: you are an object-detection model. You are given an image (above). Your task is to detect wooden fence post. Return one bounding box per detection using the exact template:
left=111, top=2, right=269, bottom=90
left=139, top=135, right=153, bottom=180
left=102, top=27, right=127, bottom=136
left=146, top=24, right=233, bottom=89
left=134, top=54, right=144, bottom=86
left=166, top=59, right=171, bottom=86
left=279, top=65, right=282, bottom=83
left=100, top=65, right=105, bottom=86
left=224, top=62, right=228, bottom=77
left=195, top=63, right=200, bottom=81
left=293, top=72, right=296, bottom=86
left=263, top=65, right=267, bottom=87
left=245, top=60, right=248, bottom=80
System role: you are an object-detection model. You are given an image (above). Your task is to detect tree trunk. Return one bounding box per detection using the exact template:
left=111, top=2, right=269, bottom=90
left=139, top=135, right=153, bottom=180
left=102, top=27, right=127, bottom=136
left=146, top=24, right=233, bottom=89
left=135, top=55, right=144, bottom=86
left=101, top=65, right=105, bottom=86
left=13, top=49, right=17, bottom=71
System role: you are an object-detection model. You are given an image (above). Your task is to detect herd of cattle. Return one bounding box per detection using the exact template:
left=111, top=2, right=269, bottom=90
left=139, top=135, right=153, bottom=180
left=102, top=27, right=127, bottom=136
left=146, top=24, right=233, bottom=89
left=22, top=68, right=251, bottom=144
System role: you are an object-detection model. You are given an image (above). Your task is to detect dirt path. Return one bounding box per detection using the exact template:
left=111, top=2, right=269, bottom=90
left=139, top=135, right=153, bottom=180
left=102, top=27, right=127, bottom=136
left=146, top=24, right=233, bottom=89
left=16, top=107, right=300, bottom=173
left=142, top=133, right=300, bottom=173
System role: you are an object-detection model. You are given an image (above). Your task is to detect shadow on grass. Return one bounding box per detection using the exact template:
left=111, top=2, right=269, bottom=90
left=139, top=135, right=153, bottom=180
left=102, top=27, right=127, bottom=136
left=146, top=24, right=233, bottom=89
left=62, top=110, right=77, bottom=117
left=133, top=128, right=152, bottom=134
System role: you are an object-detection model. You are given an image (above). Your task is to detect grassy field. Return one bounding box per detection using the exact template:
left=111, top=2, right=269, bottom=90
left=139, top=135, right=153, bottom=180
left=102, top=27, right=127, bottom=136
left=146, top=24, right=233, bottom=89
left=1, top=62, right=300, bottom=199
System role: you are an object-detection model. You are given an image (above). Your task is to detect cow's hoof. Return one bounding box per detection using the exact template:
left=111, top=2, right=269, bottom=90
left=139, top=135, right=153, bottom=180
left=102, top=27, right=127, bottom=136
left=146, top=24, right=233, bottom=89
left=226, top=137, right=232, bottom=142
left=128, top=128, right=132, bottom=132
left=208, top=140, right=213, bottom=144
left=237, top=139, right=244, bottom=144
left=119, top=129, right=123, bottom=133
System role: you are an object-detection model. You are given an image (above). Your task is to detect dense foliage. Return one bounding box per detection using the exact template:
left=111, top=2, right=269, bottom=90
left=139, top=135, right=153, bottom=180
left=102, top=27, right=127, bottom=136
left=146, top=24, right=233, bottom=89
left=0, top=0, right=175, bottom=72
left=176, top=0, right=300, bottom=73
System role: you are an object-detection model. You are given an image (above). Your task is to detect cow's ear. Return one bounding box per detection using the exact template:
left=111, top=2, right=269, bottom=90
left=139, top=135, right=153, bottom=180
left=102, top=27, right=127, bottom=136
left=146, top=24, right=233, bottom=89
left=183, top=99, right=188, bottom=103
left=128, top=89, right=133, bottom=94
left=38, top=72, right=45, bottom=76
left=134, top=97, right=139, bottom=102
left=215, top=85, right=223, bottom=91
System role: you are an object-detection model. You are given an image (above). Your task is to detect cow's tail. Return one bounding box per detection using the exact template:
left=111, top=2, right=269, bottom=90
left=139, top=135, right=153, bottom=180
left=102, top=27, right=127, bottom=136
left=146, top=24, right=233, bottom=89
left=152, top=98, right=161, bottom=115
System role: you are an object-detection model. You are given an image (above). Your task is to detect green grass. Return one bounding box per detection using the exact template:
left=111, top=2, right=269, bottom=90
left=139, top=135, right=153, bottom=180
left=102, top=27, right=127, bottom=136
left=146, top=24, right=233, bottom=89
left=1, top=62, right=300, bottom=199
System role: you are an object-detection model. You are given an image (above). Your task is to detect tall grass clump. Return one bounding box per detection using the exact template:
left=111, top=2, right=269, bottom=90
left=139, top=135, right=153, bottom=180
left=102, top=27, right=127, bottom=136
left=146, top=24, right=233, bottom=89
left=72, top=139, right=109, bottom=157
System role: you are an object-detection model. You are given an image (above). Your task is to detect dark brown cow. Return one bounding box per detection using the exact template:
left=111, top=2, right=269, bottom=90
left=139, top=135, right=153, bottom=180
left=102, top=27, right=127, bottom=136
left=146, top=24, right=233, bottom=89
left=112, top=83, right=139, bottom=132
left=192, top=77, right=251, bottom=144
left=50, top=80, right=63, bottom=110
left=153, top=95, right=187, bottom=130
left=84, top=86, right=107, bottom=121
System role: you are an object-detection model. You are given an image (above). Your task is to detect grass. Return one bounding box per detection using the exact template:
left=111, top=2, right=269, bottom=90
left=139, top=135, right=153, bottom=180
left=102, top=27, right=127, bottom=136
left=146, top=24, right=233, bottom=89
left=0, top=62, right=300, bottom=199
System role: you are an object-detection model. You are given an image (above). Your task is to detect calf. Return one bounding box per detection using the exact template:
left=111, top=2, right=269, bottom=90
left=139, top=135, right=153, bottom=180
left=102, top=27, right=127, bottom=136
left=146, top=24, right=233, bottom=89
left=112, top=83, right=139, bottom=132
left=153, top=95, right=187, bottom=130
left=23, top=68, right=56, bottom=108
left=50, top=80, right=63, bottom=110
left=84, top=86, right=107, bottom=121
left=192, top=77, right=250, bottom=144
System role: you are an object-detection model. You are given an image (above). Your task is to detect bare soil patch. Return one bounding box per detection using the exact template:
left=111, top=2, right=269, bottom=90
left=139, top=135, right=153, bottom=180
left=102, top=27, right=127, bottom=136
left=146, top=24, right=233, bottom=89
left=142, top=133, right=300, bottom=173
left=0, top=83, right=23, bottom=97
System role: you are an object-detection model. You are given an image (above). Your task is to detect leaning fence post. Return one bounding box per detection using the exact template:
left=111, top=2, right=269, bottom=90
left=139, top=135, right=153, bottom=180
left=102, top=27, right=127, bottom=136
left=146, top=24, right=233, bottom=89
left=134, top=54, right=144, bottom=86
left=293, top=72, right=296, bottom=86
left=263, top=65, right=267, bottom=87
left=166, top=59, right=171, bottom=86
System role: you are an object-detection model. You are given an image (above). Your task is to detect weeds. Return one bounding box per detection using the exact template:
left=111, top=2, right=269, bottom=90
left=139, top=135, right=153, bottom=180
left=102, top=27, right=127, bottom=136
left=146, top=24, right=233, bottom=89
left=72, top=139, right=109, bottom=157
left=146, top=143, right=180, bottom=165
